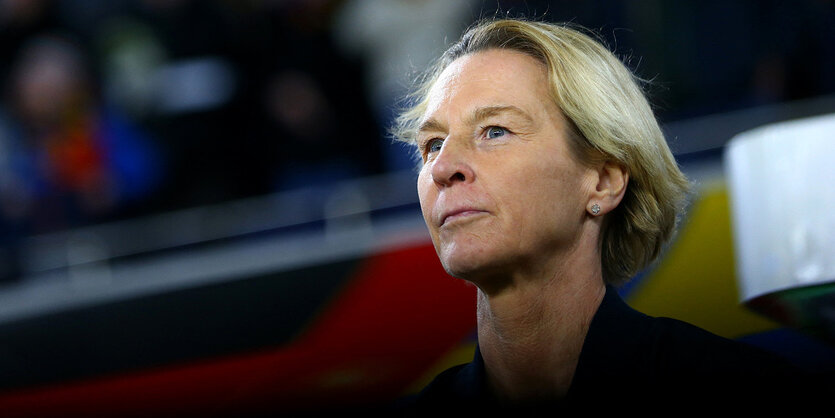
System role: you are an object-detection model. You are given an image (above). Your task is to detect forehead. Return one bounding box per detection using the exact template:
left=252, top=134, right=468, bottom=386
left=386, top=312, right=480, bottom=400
left=423, top=49, right=555, bottom=122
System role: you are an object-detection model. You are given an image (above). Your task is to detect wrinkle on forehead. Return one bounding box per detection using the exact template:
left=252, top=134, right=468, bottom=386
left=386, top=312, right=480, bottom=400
left=420, top=50, right=560, bottom=134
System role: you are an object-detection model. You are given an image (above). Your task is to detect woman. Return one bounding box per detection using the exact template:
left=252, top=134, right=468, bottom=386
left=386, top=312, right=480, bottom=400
left=393, top=18, right=803, bottom=411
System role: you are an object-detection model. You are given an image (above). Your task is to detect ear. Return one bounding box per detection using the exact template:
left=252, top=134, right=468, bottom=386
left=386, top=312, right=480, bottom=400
left=587, top=161, right=628, bottom=216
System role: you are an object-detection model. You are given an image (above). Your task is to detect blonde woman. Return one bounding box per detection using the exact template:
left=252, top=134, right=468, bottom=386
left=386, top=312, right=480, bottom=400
left=394, top=18, right=804, bottom=412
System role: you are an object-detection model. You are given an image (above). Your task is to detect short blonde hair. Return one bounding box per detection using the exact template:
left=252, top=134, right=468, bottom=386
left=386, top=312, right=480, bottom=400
left=392, top=18, right=690, bottom=285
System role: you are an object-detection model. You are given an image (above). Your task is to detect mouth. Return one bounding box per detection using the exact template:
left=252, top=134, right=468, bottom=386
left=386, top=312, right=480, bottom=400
left=440, top=209, right=487, bottom=227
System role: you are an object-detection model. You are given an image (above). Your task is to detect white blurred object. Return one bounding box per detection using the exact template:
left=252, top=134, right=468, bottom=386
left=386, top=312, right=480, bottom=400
left=153, top=57, right=235, bottom=114
left=333, top=0, right=478, bottom=109
left=725, top=113, right=835, bottom=302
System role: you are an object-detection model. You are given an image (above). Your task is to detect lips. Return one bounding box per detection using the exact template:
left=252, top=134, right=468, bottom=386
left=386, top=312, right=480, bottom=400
left=439, top=208, right=487, bottom=226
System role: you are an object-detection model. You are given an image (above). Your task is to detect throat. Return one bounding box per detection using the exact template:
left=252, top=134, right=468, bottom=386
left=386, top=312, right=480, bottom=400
left=476, top=279, right=605, bottom=401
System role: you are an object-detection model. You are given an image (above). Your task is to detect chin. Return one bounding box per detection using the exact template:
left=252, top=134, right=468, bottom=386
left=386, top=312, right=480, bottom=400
left=439, top=249, right=503, bottom=283
left=439, top=253, right=481, bottom=280
left=442, top=260, right=512, bottom=295
left=441, top=263, right=472, bottom=280
left=434, top=232, right=515, bottom=282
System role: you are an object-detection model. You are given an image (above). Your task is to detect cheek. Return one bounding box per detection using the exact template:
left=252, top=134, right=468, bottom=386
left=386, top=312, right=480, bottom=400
left=513, top=163, right=585, bottom=229
left=417, top=171, right=435, bottom=223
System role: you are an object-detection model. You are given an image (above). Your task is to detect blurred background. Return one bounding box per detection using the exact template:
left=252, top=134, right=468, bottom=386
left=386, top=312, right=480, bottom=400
left=0, top=0, right=833, bottom=415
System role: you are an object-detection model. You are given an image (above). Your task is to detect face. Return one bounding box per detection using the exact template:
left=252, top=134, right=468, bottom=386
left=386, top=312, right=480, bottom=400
left=416, top=49, right=595, bottom=285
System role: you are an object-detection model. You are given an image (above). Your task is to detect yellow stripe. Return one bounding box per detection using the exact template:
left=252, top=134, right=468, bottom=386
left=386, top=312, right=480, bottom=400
left=404, top=342, right=477, bottom=394
left=626, top=183, right=780, bottom=339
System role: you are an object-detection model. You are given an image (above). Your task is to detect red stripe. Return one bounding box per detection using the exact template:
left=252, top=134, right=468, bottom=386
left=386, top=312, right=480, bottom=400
left=0, top=243, right=477, bottom=416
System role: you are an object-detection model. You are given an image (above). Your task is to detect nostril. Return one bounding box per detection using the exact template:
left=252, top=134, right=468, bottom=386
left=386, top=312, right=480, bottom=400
left=451, top=172, right=466, bottom=182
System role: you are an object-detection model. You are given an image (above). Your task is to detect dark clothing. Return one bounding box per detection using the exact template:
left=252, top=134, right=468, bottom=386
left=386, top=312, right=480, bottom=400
left=410, top=286, right=820, bottom=414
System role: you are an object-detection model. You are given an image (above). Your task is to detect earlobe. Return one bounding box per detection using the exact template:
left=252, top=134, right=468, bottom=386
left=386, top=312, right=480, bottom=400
left=588, top=161, right=628, bottom=216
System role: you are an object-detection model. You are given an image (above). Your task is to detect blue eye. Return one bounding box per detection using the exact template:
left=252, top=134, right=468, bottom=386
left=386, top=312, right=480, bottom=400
left=486, top=126, right=507, bottom=139
left=427, top=138, right=443, bottom=153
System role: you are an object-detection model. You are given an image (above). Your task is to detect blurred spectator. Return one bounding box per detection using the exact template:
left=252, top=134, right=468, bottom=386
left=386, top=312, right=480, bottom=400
left=250, top=0, right=385, bottom=190
left=0, top=34, right=161, bottom=233
left=85, top=0, right=385, bottom=208
left=106, top=0, right=262, bottom=209
left=0, top=0, right=63, bottom=83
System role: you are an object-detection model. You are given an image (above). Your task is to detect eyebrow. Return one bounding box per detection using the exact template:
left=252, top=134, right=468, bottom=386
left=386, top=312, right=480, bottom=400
left=468, top=105, right=534, bottom=127
left=417, top=105, right=535, bottom=135
left=417, top=118, right=445, bottom=135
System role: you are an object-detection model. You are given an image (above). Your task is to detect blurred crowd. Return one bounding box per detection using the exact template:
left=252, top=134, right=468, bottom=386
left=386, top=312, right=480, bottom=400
left=0, top=0, right=386, bottom=233
left=0, top=0, right=833, bottom=282
left=0, top=0, right=390, bottom=281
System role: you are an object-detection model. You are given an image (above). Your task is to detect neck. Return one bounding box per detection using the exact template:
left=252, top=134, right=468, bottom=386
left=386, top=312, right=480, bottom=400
left=475, top=243, right=606, bottom=402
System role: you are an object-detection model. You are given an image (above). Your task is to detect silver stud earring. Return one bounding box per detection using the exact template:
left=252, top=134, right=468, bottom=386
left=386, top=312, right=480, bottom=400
left=591, top=203, right=601, bottom=215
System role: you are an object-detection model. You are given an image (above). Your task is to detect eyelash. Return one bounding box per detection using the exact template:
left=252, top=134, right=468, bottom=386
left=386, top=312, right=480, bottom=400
left=421, top=125, right=511, bottom=158
left=484, top=125, right=508, bottom=139
left=419, top=138, right=443, bottom=160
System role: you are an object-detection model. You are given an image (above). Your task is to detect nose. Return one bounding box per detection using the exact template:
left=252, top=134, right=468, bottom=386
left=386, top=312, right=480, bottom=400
left=430, top=137, right=475, bottom=187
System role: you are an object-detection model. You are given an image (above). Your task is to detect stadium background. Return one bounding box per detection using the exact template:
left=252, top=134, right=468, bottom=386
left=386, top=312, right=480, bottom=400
left=0, top=0, right=833, bottom=415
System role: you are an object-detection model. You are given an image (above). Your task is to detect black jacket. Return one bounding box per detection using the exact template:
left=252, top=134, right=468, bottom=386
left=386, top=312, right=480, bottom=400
left=410, top=286, right=821, bottom=414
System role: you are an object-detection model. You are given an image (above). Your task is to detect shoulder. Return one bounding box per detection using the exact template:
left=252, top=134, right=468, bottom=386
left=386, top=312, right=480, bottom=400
left=573, top=287, right=809, bottom=403
left=637, top=317, right=824, bottom=408
left=644, top=315, right=797, bottom=379
left=589, top=286, right=797, bottom=374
